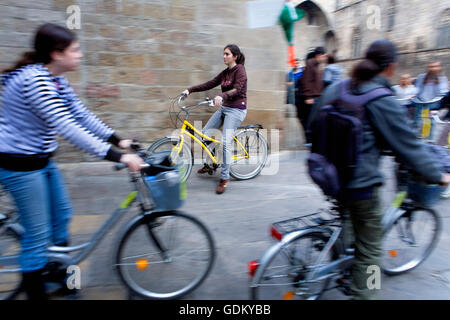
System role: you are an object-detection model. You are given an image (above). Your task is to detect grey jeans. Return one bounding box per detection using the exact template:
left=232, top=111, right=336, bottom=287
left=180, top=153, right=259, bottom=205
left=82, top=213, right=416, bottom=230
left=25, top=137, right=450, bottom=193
left=203, top=106, right=247, bottom=180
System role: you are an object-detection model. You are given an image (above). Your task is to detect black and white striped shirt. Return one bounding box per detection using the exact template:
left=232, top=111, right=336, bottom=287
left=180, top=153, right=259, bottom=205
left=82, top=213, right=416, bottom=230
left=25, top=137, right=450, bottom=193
left=0, top=63, right=119, bottom=169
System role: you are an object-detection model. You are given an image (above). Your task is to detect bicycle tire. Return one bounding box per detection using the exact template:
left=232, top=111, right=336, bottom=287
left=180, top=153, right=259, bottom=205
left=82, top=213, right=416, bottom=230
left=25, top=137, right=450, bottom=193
left=382, top=206, right=441, bottom=276
left=250, top=231, right=338, bottom=300
left=230, top=129, right=268, bottom=180
left=147, top=137, right=193, bottom=183
left=0, top=215, right=22, bottom=300
left=115, top=210, right=215, bottom=300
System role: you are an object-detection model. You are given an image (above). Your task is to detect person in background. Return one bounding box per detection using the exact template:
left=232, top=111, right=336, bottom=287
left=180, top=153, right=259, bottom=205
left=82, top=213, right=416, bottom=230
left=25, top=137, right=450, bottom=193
left=297, top=47, right=328, bottom=141
left=393, top=74, right=417, bottom=105
left=286, top=58, right=303, bottom=106
left=413, top=62, right=449, bottom=138
left=323, top=53, right=342, bottom=88
left=393, top=74, right=417, bottom=119
left=415, top=62, right=448, bottom=103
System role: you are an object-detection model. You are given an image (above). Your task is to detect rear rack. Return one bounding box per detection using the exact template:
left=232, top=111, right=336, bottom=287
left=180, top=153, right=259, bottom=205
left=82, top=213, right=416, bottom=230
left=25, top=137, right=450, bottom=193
left=271, top=210, right=339, bottom=236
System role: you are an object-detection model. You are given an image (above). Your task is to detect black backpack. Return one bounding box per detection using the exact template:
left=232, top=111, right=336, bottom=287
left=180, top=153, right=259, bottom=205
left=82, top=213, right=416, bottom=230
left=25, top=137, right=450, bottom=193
left=307, top=79, right=392, bottom=197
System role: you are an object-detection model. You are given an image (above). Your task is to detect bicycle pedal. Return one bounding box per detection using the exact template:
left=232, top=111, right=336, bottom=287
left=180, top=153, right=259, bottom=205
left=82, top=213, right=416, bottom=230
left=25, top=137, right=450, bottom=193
left=345, top=248, right=355, bottom=255
left=335, top=278, right=353, bottom=296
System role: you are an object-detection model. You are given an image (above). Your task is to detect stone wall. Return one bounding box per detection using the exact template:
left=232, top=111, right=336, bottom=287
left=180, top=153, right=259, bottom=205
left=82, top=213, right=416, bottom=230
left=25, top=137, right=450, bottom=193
left=0, top=0, right=449, bottom=162
left=0, top=0, right=289, bottom=162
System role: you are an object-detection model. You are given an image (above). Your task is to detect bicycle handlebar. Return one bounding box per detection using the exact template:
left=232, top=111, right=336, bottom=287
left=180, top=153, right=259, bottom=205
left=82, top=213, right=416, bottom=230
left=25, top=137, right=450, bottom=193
left=431, top=114, right=450, bottom=124
left=411, top=96, right=444, bottom=105
left=177, top=95, right=215, bottom=111
left=113, top=140, right=151, bottom=171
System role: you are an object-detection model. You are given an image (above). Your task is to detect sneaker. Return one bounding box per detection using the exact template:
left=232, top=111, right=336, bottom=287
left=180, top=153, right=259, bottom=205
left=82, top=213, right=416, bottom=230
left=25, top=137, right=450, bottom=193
left=197, top=164, right=210, bottom=174
left=216, top=179, right=230, bottom=194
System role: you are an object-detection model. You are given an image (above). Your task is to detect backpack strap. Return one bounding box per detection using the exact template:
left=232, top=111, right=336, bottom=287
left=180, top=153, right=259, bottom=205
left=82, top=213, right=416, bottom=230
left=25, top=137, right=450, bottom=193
left=335, top=79, right=392, bottom=121
left=339, top=78, right=393, bottom=107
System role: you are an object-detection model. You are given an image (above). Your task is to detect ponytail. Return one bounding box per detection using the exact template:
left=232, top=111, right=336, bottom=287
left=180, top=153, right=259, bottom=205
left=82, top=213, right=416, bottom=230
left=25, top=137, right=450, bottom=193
left=3, top=23, right=76, bottom=73
left=3, top=51, right=38, bottom=73
left=351, top=59, right=382, bottom=86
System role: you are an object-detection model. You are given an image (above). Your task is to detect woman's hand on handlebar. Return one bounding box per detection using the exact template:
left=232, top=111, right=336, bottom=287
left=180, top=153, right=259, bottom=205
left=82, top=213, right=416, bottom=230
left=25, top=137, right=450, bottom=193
left=120, top=154, right=144, bottom=173
left=214, top=96, right=223, bottom=107
left=181, top=89, right=189, bottom=98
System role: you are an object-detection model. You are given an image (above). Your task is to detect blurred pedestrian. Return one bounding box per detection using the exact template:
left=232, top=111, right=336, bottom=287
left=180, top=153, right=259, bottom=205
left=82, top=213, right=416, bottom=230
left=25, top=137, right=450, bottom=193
left=415, top=62, right=448, bottom=103
left=413, top=62, right=449, bottom=138
left=393, top=74, right=417, bottom=106
left=0, top=23, right=143, bottom=300
left=323, top=53, right=342, bottom=88
left=393, top=74, right=417, bottom=119
left=286, top=58, right=303, bottom=105
left=309, top=39, right=450, bottom=300
left=296, top=46, right=328, bottom=141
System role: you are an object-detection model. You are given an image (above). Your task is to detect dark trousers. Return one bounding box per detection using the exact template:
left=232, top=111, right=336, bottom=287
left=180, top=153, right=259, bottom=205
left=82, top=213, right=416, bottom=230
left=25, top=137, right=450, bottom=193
left=295, top=97, right=316, bottom=143
left=340, top=187, right=383, bottom=300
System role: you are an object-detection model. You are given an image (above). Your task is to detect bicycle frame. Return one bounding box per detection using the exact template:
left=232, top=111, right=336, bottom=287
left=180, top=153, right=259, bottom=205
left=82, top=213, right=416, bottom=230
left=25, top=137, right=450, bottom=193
left=251, top=191, right=412, bottom=289
left=309, top=191, right=409, bottom=280
left=170, top=119, right=250, bottom=166
left=0, top=171, right=153, bottom=273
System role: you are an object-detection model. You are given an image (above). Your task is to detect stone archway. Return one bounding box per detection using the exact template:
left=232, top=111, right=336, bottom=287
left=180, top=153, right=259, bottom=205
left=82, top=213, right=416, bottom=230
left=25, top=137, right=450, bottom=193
left=293, top=1, right=335, bottom=62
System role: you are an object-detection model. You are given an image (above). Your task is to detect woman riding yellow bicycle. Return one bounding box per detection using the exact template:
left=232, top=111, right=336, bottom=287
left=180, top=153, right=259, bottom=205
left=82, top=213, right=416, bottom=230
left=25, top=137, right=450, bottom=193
left=182, top=44, right=248, bottom=194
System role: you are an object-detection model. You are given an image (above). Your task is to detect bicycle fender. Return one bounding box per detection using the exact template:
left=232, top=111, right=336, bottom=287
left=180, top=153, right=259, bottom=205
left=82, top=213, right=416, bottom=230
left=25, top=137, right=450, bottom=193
left=250, top=227, right=329, bottom=287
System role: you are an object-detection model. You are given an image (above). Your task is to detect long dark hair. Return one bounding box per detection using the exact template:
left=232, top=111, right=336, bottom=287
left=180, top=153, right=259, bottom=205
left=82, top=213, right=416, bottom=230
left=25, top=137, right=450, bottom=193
left=224, top=44, right=245, bottom=65
left=423, top=62, right=441, bottom=85
left=351, top=39, right=397, bottom=86
left=3, top=23, right=76, bottom=73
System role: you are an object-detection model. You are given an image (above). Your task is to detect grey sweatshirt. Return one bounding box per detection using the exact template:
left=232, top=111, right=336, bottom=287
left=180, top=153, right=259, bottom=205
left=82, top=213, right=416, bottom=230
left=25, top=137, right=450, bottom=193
left=309, top=75, right=444, bottom=189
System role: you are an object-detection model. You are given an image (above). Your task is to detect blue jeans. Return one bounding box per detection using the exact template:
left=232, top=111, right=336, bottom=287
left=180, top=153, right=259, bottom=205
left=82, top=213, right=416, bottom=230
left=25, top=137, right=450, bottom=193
left=203, top=106, right=247, bottom=180
left=0, top=161, right=72, bottom=272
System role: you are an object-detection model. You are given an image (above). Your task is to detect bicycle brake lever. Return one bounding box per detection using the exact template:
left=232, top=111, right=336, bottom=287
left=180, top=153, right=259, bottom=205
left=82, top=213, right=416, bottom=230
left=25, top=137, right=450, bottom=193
left=131, top=139, right=143, bottom=152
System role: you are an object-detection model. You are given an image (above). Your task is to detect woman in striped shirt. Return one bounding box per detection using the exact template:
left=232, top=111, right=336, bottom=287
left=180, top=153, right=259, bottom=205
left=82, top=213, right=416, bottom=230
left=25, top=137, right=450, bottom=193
left=0, top=24, right=143, bottom=299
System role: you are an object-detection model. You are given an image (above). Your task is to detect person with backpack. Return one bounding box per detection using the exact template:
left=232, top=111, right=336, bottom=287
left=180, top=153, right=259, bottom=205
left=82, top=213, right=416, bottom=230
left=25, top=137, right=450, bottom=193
left=0, top=24, right=143, bottom=300
left=307, top=39, right=450, bottom=300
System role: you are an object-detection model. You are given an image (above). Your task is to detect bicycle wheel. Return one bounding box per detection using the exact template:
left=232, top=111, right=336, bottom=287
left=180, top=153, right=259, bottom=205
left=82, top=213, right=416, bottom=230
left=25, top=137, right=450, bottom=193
left=250, top=232, right=338, bottom=300
left=115, top=211, right=215, bottom=300
left=382, top=207, right=441, bottom=275
left=0, top=212, right=22, bottom=300
left=230, top=129, right=268, bottom=180
left=147, top=137, right=193, bottom=183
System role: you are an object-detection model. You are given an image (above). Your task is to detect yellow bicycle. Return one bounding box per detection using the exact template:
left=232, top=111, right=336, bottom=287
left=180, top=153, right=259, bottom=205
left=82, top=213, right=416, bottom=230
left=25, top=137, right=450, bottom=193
left=147, top=95, right=268, bottom=182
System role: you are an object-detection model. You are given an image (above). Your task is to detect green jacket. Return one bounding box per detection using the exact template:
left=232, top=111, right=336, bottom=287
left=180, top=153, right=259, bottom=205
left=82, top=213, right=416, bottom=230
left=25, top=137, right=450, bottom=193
left=309, top=75, right=443, bottom=189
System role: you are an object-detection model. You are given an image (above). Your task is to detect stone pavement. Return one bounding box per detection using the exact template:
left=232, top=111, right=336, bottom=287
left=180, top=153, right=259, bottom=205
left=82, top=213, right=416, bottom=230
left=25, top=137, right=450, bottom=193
left=49, top=151, right=450, bottom=300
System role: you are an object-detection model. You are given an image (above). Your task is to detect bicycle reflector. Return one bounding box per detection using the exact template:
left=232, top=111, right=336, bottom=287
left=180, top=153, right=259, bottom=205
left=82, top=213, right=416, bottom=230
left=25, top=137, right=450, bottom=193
left=248, top=260, right=259, bottom=277
left=136, top=259, right=149, bottom=271
left=388, top=250, right=398, bottom=258
left=270, top=226, right=283, bottom=241
left=283, top=291, right=295, bottom=300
